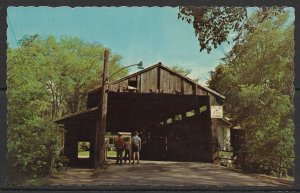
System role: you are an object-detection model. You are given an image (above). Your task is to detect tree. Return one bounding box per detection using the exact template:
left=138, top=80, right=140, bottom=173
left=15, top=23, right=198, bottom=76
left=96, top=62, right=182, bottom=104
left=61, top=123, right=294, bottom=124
left=7, top=35, right=128, bottom=183
left=171, top=65, right=200, bottom=82
left=178, top=7, right=284, bottom=53
left=171, top=65, right=192, bottom=76
left=208, top=12, right=294, bottom=175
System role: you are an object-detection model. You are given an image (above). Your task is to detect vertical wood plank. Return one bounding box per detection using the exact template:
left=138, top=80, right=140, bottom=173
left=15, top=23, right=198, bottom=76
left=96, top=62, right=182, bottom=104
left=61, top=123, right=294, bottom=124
left=137, top=74, right=141, bottom=92
left=169, top=73, right=174, bottom=93
left=157, top=66, right=161, bottom=92
left=175, top=76, right=181, bottom=93
left=181, top=79, right=184, bottom=94
left=141, top=73, right=144, bottom=92
left=193, top=83, right=197, bottom=95
left=166, top=71, right=170, bottom=93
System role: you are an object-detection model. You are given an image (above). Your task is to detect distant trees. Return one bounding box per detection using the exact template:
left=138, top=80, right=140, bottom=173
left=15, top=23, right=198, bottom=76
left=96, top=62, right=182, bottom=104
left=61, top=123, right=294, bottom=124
left=7, top=35, right=127, bottom=183
left=171, top=65, right=192, bottom=77
left=208, top=11, right=294, bottom=175
left=171, top=65, right=201, bottom=82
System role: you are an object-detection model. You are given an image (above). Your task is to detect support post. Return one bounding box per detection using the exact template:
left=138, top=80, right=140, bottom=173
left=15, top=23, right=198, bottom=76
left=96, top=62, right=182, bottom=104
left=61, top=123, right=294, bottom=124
left=95, top=50, right=110, bottom=168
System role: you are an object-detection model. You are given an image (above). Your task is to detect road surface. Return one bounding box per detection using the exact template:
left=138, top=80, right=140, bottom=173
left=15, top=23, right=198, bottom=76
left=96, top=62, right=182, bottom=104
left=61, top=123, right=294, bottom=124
left=48, top=160, right=283, bottom=186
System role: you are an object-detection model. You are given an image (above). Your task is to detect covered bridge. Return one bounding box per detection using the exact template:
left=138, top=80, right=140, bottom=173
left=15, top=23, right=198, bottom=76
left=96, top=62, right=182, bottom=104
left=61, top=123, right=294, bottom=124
left=56, top=62, right=229, bottom=168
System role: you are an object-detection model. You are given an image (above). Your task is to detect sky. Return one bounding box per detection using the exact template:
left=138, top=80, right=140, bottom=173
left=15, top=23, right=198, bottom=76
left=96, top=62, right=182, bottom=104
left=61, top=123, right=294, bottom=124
left=7, top=7, right=294, bottom=85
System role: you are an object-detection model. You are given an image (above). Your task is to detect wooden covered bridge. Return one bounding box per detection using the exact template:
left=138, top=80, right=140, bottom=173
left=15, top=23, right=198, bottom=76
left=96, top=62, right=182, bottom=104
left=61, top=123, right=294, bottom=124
left=56, top=62, right=231, bottom=168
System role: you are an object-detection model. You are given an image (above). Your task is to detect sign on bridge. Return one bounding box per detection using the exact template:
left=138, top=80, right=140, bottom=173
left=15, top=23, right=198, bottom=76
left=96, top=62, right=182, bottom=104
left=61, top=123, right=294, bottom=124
left=211, top=106, right=223, bottom=118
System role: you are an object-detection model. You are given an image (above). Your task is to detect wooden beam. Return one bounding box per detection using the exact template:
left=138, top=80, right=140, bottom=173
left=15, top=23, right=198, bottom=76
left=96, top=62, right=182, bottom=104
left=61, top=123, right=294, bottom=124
left=95, top=49, right=109, bottom=168
left=194, top=83, right=198, bottom=95
left=181, top=79, right=184, bottom=94
left=157, top=66, right=161, bottom=92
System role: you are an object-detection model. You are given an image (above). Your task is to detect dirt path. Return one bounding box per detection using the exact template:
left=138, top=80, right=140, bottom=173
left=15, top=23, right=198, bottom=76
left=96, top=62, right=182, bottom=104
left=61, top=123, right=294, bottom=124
left=48, top=160, right=282, bottom=187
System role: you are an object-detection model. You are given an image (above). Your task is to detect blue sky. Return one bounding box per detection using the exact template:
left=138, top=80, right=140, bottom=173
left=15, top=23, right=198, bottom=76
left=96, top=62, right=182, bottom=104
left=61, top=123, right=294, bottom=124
left=7, top=7, right=294, bottom=85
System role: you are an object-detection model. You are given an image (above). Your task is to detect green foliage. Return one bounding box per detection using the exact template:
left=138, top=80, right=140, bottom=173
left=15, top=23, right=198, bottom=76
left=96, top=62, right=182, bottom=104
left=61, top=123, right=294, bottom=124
left=7, top=35, right=127, bottom=183
left=178, top=7, right=284, bottom=53
left=171, top=65, right=192, bottom=76
left=78, top=151, right=90, bottom=157
left=208, top=12, right=294, bottom=175
left=171, top=65, right=200, bottom=82
left=21, top=177, right=49, bottom=186
left=107, top=150, right=117, bottom=158
left=78, top=142, right=90, bottom=152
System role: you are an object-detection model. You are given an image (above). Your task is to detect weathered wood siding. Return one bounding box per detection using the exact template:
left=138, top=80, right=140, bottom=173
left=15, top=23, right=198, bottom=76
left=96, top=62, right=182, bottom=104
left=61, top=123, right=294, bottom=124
left=87, top=65, right=220, bottom=109
left=197, top=85, right=209, bottom=95
left=110, top=83, right=119, bottom=92
left=160, top=67, right=194, bottom=95
left=183, top=81, right=193, bottom=94
left=141, top=67, right=157, bottom=92
left=119, top=80, right=128, bottom=91
left=160, top=68, right=171, bottom=93
left=137, top=74, right=141, bottom=91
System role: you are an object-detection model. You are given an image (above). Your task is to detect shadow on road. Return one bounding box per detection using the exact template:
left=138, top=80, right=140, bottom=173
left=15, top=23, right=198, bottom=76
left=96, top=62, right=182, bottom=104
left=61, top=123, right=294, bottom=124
left=48, top=160, right=284, bottom=187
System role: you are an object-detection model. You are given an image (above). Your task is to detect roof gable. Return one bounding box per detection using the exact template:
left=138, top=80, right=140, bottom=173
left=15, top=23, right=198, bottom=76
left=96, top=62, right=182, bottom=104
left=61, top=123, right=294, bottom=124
left=158, top=63, right=224, bottom=99
left=88, top=62, right=225, bottom=99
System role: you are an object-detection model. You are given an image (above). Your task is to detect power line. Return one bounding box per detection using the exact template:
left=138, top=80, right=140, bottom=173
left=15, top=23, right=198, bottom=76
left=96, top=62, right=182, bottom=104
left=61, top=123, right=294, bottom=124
left=7, top=15, right=19, bottom=48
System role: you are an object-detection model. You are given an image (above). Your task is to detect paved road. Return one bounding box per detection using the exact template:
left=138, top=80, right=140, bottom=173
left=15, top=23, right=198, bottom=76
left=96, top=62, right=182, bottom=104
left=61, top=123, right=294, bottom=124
left=48, top=160, right=279, bottom=186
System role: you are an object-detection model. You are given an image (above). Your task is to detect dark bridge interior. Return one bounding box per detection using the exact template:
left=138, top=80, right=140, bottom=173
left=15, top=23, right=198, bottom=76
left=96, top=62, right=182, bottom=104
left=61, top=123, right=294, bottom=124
left=107, top=92, right=210, bottom=131
left=60, top=92, right=213, bottom=168
left=107, top=92, right=212, bottom=162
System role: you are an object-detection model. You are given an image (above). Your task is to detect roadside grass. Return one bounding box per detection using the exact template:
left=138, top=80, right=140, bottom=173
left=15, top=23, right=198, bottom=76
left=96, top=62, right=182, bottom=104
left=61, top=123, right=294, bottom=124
left=107, top=150, right=116, bottom=157
left=78, top=150, right=116, bottom=158
left=249, top=173, right=294, bottom=186
left=78, top=151, right=90, bottom=158
left=22, top=177, right=49, bottom=186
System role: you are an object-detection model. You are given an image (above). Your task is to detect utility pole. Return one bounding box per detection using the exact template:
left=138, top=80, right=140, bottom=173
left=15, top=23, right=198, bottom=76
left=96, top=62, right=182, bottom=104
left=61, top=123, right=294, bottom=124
left=95, top=49, right=109, bottom=168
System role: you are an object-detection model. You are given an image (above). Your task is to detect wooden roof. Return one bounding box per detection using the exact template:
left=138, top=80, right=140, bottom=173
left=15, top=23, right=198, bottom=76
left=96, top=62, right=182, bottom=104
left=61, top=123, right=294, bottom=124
left=55, top=107, right=99, bottom=124
left=88, top=62, right=225, bottom=99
